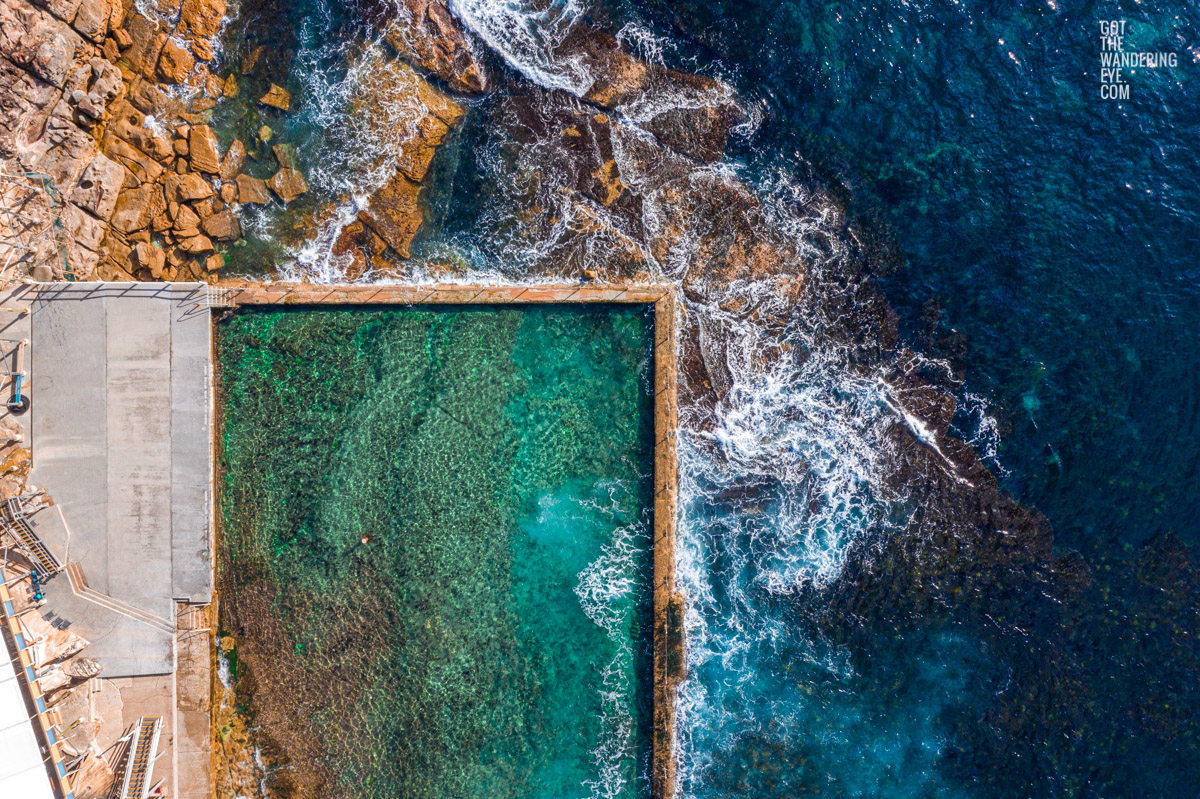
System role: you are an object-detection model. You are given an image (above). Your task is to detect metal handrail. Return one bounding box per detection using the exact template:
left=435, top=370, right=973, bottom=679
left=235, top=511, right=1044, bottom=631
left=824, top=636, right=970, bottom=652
left=0, top=168, right=74, bottom=281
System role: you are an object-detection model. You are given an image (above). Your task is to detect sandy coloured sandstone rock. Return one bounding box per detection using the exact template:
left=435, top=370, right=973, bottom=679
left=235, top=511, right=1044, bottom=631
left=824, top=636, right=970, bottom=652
left=188, top=124, right=221, bottom=173
left=259, top=83, right=290, bottom=111
left=157, top=38, right=195, bottom=84
left=167, top=171, right=214, bottom=202
left=201, top=208, right=239, bottom=240
left=69, top=153, right=124, bottom=220
left=267, top=167, right=306, bottom=203
left=179, top=0, right=225, bottom=39
left=219, top=137, right=245, bottom=180
left=236, top=173, right=269, bottom=204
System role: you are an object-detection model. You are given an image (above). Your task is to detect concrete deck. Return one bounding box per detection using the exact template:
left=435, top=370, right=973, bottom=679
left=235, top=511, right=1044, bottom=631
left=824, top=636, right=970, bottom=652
left=29, top=282, right=212, bottom=675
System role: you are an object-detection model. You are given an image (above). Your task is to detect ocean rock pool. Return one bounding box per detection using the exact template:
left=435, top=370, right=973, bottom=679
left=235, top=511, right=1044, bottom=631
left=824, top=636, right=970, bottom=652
left=216, top=304, right=656, bottom=798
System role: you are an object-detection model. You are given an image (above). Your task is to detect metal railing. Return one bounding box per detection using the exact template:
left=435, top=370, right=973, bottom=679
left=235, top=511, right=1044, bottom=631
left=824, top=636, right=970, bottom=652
left=0, top=494, right=61, bottom=575
left=113, top=716, right=162, bottom=799
left=0, top=168, right=73, bottom=280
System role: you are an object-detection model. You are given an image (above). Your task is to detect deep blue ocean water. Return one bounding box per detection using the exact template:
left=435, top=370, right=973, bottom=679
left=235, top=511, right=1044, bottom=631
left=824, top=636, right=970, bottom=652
left=208, top=0, right=1200, bottom=795
left=620, top=3, right=1200, bottom=796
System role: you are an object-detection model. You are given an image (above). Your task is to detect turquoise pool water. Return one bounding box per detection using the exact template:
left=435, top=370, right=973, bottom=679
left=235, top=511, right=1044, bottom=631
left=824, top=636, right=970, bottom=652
left=217, top=305, right=656, bottom=798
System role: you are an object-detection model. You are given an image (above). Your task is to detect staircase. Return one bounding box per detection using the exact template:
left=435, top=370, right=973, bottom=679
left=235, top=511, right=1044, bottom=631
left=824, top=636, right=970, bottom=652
left=1, top=496, right=62, bottom=574
left=115, top=716, right=162, bottom=799
left=65, top=563, right=174, bottom=634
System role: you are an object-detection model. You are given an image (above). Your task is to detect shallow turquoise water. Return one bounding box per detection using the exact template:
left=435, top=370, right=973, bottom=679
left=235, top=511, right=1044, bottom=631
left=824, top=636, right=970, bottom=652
left=218, top=305, right=656, bottom=798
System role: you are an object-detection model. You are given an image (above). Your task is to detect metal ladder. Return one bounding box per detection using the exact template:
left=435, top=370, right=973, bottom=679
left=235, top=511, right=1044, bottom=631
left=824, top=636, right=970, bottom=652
left=116, top=716, right=162, bottom=799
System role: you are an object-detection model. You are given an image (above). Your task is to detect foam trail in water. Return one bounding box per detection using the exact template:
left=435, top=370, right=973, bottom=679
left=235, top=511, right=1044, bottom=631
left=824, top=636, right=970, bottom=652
left=575, top=479, right=652, bottom=798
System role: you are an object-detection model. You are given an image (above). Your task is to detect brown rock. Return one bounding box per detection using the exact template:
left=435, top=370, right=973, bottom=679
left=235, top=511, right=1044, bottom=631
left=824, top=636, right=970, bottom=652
left=179, top=0, right=226, bottom=38
left=174, top=226, right=200, bottom=238
left=259, top=83, right=290, bottom=111
left=272, top=143, right=298, bottom=169
left=166, top=172, right=213, bottom=202
left=381, top=0, right=489, bottom=94
left=165, top=245, right=186, bottom=268
left=219, top=138, right=246, bottom=181
left=350, top=57, right=462, bottom=184
left=242, top=45, right=265, bottom=73
left=0, top=1, right=88, bottom=89
left=331, top=217, right=387, bottom=281
left=120, top=14, right=162, bottom=72
left=174, top=137, right=188, bottom=156
left=73, top=0, right=112, bottom=42
left=69, top=153, right=124, bottom=220
left=267, top=167, right=307, bottom=204
left=192, top=38, right=215, bottom=63
left=219, top=183, right=236, bottom=204
left=102, top=37, right=119, bottom=61
left=63, top=203, right=106, bottom=252
left=110, top=183, right=166, bottom=233
left=99, top=130, right=163, bottom=184
left=201, top=209, right=240, bottom=241
left=357, top=172, right=422, bottom=258
left=178, top=234, right=214, bottom=254
left=106, top=100, right=174, bottom=162
left=31, top=0, right=83, bottom=22
left=141, top=33, right=169, bottom=80
left=193, top=197, right=213, bottom=219
left=222, top=73, right=238, bottom=98
left=126, top=79, right=171, bottom=115
left=644, top=104, right=744, bottom=164
left=647, top=172, right=804, bottom=323
left=112, top=27, right=131, bottom=48
left=188, top=124, right=221, bottom=173
left=205, top=252, right=225, bottom=272
left=152, top=212, right=172, bottom=232
left=235, top=174, right=270, bottom=204
left=108, top=0, right=125, bottom=28
left=157, top=38, right=195, bottom=84
left=550, top=25, right=743, bottom=163
left=0, top=57, right=59, bottom=158
left=129, top=241, right=166, bottom=278
left=174, top=204, right=200, bottom=230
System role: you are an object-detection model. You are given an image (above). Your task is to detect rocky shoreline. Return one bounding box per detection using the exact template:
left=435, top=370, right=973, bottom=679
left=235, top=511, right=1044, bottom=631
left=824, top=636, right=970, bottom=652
left=0, top=0, right=494, bottom=282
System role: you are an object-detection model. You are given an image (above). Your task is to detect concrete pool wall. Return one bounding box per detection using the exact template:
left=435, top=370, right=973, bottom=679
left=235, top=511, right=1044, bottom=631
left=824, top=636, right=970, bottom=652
left=211, top=281, right=685, bottom=799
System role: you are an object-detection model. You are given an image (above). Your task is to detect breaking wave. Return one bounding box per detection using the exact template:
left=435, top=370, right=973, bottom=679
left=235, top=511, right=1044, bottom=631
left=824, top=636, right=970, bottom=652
left=448, top=0, right=592, bottom=94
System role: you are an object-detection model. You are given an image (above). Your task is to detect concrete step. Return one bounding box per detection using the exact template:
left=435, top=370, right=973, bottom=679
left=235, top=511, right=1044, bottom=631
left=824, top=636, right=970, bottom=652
left=64, top=563, right=173, bottom=635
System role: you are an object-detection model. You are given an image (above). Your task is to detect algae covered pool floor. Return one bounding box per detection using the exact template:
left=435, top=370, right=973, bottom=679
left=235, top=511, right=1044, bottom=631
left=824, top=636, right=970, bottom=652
left=217, top=305, right=656, bottom=799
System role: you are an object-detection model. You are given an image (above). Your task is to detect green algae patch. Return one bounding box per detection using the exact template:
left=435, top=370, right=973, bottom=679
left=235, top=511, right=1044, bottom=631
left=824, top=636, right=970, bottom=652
left=217, top=305, right=656, bottom=799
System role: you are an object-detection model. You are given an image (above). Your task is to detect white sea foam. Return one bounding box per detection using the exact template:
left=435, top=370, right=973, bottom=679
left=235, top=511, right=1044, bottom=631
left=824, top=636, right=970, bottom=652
left=269, top=19, right=436, bottom=281
left=448, top=0, right=592, bottom=94
left=575, top=489, right=650, bottom=799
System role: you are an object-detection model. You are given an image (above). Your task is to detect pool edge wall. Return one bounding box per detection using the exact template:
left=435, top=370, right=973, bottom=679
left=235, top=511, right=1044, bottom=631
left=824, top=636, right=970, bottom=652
left=210, top=282, right=685, bottom=799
